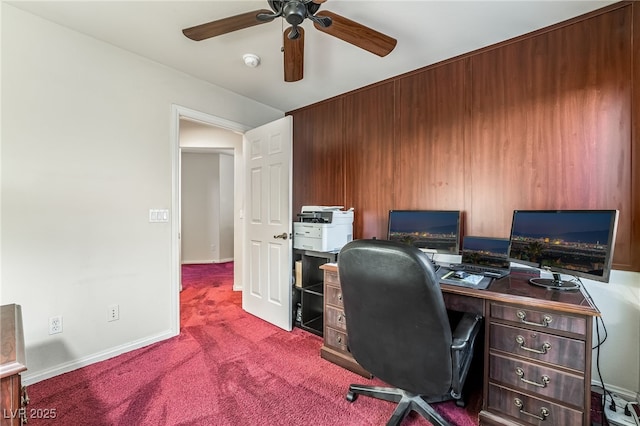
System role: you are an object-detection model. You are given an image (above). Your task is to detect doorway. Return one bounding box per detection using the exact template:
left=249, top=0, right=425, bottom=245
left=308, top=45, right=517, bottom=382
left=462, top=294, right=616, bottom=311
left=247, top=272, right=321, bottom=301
left=170, top=105, right=250, bottom=335
left=171, top=107, right=294, bottom=334
left=180, top=121, right=237, bottom=265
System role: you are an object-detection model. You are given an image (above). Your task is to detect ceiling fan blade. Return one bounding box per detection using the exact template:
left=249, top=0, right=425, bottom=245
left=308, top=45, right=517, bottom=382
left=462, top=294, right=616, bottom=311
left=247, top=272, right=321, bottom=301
left=313, top=11, right=397, bottom=57
left=182, top=9, right=272, bottom=41
left=283, top=27, right=304, bottom=82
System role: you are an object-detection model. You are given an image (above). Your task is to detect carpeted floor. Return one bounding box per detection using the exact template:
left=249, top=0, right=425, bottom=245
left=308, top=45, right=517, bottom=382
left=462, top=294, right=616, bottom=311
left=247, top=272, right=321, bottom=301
left=26, top=262, right=482, bottom=425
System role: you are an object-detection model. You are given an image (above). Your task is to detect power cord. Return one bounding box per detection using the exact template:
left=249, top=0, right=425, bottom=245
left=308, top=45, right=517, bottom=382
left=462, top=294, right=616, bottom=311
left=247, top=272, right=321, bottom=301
left=627, top=401, right=640, bottom=422
left=575, top=277, right=639, bottom=426
left=577, top=278, right=616, bottom=422
left=427, top=252, right=440, bottom=272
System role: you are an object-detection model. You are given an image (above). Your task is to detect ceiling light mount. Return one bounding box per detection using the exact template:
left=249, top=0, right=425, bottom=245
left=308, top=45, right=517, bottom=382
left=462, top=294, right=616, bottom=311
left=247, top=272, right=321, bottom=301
left=243, top=53, right=261, bottom=68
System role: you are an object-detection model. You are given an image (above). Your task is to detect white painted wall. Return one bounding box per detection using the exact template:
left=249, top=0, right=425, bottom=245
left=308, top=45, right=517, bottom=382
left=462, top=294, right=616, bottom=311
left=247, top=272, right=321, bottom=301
left=580, top=270, right=640, bottom=401
left=181, top=153, right=220, bottom=263
left=219, top=154, right=234, bottom=261
left=1, top=4, right=282, bottom=384
left=180, top=152, right=234, bottom=263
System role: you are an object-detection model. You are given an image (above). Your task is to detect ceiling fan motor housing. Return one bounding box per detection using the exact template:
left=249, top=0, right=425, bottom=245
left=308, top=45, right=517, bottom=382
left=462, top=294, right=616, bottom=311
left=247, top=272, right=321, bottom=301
left=283, top=1, right=306, bottom=25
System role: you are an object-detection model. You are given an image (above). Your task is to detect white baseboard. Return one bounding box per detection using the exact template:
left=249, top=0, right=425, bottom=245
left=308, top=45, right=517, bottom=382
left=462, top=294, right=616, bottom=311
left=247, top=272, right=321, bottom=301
left=181, top=258, right=234, bottom=265
left=593, top=380, right=640, bottom=403
left=21, top=329, right=177, bottom=386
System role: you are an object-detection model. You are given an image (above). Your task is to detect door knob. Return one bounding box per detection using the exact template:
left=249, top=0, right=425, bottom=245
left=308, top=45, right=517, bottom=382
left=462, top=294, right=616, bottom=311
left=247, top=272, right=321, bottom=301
left=273, top=232, right=288, bottom=240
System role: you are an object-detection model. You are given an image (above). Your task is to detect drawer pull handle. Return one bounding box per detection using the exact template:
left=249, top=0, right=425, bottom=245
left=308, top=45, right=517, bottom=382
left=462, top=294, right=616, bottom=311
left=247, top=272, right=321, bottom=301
left=337, top=314, right=345, bottom=323
left=515, top=335, right=551, bottom=354
left=338, top=293, right=343, bottom=301
left=337, top=336, right=343, bottom=344
left=514, top=398, right=550, bottom=421
left=517, top=310, right=552, bottom=327
left=515, top=367, right=550, bottom=388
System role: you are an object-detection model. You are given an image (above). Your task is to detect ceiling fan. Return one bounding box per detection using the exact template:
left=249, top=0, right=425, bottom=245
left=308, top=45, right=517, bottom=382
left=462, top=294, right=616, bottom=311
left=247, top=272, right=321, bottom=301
left=182, top=0, right=397, bottom=82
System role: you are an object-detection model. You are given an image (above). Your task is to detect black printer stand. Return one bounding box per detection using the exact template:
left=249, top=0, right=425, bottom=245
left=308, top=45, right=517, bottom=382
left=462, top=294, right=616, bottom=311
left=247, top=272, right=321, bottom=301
left=292, top=249, right=338, bottom=336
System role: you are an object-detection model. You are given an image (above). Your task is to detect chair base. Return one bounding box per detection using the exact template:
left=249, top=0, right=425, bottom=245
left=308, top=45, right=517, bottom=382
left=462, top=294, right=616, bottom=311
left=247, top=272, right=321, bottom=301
left=346, top=384, right=451, bottom=426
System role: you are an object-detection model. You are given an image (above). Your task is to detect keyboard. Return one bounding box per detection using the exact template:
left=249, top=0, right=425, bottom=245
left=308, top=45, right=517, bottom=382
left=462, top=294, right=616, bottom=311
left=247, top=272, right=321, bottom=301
left=449, top=264, right=508, bottom=278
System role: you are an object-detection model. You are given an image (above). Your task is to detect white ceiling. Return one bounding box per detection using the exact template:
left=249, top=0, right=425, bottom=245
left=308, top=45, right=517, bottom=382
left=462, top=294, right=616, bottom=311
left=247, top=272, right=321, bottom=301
left=7, top=0, right=617, bottom=112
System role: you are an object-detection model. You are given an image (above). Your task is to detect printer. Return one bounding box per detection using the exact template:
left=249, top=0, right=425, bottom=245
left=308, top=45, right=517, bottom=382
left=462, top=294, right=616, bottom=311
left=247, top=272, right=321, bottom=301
left=293, top=206, right=354, bottom=252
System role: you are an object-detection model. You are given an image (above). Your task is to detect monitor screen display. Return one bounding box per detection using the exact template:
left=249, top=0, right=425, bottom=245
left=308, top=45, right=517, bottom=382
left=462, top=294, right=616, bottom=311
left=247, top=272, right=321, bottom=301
left=387, top=210, right=461, bottom=254
left=508, top=210, right=619, bottom=285
left=461, top=236, right=511, bottom=269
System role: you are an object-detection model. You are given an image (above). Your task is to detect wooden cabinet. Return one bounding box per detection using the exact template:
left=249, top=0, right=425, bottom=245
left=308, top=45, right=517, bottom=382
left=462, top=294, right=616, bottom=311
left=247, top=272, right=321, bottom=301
left=482, top=302, right=593, bottom=425
left=1, top=304, right=28, bottom=426
left=319, top=265, right=371, bottom=378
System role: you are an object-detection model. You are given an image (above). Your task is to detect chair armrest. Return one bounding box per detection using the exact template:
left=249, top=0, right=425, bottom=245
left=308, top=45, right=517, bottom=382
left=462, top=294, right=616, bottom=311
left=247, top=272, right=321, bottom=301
left=451, top=313, right=482, bottom=350
left=449, top=313, right=483, bottom=400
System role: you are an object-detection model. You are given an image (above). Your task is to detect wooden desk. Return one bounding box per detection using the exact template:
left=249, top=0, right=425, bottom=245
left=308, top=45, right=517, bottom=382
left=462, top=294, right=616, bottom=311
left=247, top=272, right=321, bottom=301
left=1, top=304, right=28, bottom=426
left=319, top=264, right=600, bottom=426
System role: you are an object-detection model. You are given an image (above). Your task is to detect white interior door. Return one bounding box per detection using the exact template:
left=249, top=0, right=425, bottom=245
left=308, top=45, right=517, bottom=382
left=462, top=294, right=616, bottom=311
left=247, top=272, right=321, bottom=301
left=243, top=116, right=293, bottom=330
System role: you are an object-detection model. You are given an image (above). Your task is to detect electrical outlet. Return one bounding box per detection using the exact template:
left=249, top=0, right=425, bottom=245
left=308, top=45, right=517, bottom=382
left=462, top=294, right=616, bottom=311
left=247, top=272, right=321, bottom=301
left=49, top=316, right=62, bottom=335
left=107, top=304, right=119, bottom=322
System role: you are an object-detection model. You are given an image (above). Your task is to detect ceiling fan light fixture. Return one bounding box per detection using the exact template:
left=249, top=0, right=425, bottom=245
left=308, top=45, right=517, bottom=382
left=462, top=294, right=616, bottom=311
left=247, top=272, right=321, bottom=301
left=242, top=53, right=261, bottom=68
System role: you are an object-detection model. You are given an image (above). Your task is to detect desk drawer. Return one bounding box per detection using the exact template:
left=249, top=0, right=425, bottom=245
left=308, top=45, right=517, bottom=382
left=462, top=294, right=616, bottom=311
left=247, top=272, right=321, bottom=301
left=489, top=323, right=585, bottom=371
left=325, top=285, right=343, bottom=308
left=443, top=293, right=484, bottom=316
left=325, top=327, right=348, bottom=352
left=488, top=383, right=582, bottom=425
left=489, top=353, right=584, bottom=407
left=325, top=270, right=340, bottom=287
left=325, top=305, right=347, bottom=331
left=490, top=303, right=586, bottom=336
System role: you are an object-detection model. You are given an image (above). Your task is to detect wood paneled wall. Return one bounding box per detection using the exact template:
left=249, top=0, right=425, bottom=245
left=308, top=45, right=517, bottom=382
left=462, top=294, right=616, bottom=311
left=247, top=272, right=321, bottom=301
left=289, top=1, right=639, bottom=272
left=292, top=99, right=345, bottom=211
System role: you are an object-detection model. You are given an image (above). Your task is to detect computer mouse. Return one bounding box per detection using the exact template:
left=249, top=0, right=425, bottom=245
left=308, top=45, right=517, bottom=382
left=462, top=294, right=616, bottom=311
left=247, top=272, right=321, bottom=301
left=453, top=271, right=468, bottom=279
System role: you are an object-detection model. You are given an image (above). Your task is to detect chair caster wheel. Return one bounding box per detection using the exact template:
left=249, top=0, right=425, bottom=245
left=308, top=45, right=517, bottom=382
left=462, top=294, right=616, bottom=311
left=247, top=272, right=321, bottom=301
left=346, top=391, right=358, bottom=402
left=455, top=399, right=466, bottom=408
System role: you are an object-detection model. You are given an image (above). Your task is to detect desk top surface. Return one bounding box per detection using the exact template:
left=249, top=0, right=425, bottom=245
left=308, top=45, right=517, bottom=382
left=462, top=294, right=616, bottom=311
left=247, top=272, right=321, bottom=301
left=320, top=263, right=600, bottom=317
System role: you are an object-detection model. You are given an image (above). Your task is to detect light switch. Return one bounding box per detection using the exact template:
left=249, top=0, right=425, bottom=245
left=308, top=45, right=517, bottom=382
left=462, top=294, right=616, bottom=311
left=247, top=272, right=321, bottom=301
left=149, top=209, right=169, bottom=223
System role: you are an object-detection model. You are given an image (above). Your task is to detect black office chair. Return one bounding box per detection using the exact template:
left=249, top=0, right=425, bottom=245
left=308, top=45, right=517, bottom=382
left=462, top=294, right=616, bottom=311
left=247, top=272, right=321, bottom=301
left=338, top=239, right=482, bottom=426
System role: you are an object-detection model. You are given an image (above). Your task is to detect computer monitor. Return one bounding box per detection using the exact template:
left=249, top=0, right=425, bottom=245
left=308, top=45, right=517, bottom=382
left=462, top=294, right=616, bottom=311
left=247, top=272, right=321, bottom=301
left=508, top=210, right=619, bottom=290
left=387, top=210, right=461, bottom=254
left=461, top=236, right=511, bottom=270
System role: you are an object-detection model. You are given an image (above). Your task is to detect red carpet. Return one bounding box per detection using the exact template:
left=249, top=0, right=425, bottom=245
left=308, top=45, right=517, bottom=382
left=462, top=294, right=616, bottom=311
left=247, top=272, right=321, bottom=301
left=27, top=262, right=482, bottom=425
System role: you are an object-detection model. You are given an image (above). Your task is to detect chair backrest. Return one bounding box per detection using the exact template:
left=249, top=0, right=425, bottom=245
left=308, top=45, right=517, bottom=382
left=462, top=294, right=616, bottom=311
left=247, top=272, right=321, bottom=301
left=338, top=239, right=453, bottom=396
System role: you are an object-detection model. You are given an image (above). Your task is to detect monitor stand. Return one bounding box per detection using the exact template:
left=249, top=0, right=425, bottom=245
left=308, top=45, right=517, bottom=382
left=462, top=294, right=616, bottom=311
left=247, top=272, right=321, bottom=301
left=529, top=273, right=580, bottom=291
